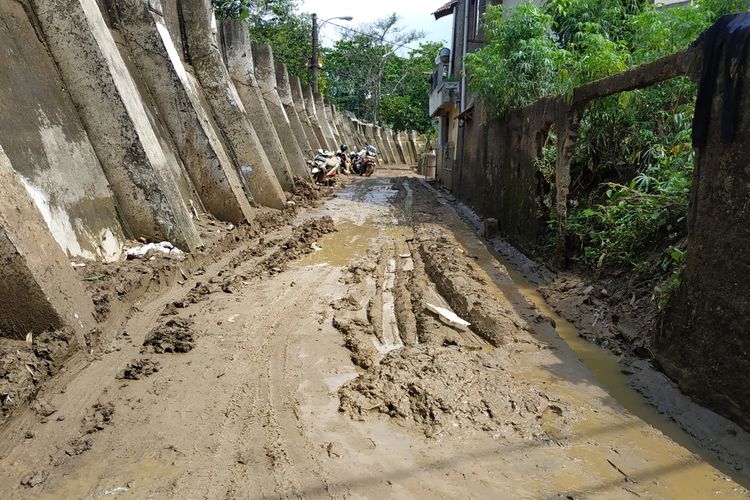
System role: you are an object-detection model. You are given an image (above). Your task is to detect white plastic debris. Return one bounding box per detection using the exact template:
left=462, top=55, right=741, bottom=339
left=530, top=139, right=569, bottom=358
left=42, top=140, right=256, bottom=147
left=426, top=303, right=471, bottom=327
left=125, top=242, right=183, bottom=259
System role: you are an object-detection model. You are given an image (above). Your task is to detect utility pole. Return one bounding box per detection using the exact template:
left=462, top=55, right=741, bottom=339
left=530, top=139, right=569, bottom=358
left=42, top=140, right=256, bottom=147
left=309, top=14, right=353, bottom=95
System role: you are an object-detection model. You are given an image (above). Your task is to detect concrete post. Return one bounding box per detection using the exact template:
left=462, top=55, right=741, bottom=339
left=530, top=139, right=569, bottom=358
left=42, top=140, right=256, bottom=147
left=107, top=0, right=255, bottom=224
left=408, top=130, right=421, bottom=164
left=325, top=103, right=343, bottom=147
left=303, top=86, right=329, bottom=150
left=179, top=0, right=286, bottom=209
left=0, top=1, right=126, bottom=262
left=29, top=0, right=202, bottom=251
left=392, top=130, right=407, bottom=163
left=314, top=92, right=337, bottom=149
left=251, top=44, right=311, bottom=181
left=375, top=127, right=393, bottom=164
left=0, top=146, right=95, bottom=345
left=218, top=21, right=295, bottom=191
left=275, top=62, right=313, bottom=155
left=290, top=75, right=321, bottom=150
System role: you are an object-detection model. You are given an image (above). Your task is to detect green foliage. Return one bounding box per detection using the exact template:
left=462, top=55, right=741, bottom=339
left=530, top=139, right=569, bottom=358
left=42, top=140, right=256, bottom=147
left=322, top=15, right=431, bottom=133
left=465, top=4, right=569, bottom=115
left=469, top=0, right=748, bottom=290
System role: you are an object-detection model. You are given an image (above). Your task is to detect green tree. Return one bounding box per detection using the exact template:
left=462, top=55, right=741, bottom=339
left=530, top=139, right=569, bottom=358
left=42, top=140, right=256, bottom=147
left=323, top=14, right=424, bottom=124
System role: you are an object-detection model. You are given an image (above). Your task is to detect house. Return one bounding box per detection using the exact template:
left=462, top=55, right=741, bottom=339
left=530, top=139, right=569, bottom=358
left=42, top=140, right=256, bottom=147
left=429, top=0, right=502, bottom=188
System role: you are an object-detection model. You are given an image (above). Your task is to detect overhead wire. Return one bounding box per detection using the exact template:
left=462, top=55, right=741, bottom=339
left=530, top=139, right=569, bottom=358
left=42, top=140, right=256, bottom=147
left=325, top=21, right=424, bottom=54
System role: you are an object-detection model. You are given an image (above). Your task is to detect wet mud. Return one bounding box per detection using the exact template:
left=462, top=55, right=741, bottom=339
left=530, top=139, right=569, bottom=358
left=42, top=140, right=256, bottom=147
left=0, top=168, right=748, bottom=499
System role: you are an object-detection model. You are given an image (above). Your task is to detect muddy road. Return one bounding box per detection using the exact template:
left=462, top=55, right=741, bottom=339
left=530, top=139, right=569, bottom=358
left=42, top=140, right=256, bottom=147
left=0, top=166, right=747, bottom=498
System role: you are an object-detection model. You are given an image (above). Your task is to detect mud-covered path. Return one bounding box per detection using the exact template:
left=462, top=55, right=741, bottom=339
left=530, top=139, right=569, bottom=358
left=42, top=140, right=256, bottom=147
left=0, top=166, right=746, bottom=499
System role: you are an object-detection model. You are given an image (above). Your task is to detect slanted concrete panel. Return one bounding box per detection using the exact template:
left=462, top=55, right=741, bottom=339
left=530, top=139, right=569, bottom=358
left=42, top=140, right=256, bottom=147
left=400, top=131, right=415, bottom=164
left=303, top=86, right=329, bottom=150
left=314, top=93, right=338, bottom=148
left=30, top=0, right=202, bottom=251
left=0, top=146, right=95, bottom=344
left=219, top=21, right=295, bottom=191
left=251, top=43, right=310, bottom=181
left=275, top=62, right=313, bottom=155
left=328, top=105, right=347, bottom=147
left=290, top=76, right=321, bottom=150
left=374, top=127, right=392, bottom=164
left=392, top=130, right=407, bottom=163
left=178, top=0, right=286, bottom=209
left=325, top=104, right=343, bottom=147
left=408, top=130, right=421, bottom=163
left=0, top=1, right=125, bottom=262
left=382, top=128, right=399, bottom=164
left=105, top=0, right=254, bottom=224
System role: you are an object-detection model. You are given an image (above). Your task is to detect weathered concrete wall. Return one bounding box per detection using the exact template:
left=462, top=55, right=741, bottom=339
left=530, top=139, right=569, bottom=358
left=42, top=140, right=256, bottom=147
left=251, top=43, right=310, bottom=180
left=452, top=101, right=553, bottom=255
left=657, top=31, right=750, bottom=432
left=0, top=1, right=126, bottom=262
left=178, top=0, right=286, bottom=208
left=303, top=86, right=330, bottom=150
left=104, top=0, right=254, bottom=224
left=391, top=130, right=407, bottom=163
left=30, top=0, right=203, bottom=250
left=290, top=76, right=321, bottom=150
left=218, top=21, right=295, bottom=191
left=275, top=62, right=313, bottom=154
left=374, top=127, right=393, bottom=164
left=0, top=146, right=95, bottom=343
left=314, top=92, right=338, bottom=149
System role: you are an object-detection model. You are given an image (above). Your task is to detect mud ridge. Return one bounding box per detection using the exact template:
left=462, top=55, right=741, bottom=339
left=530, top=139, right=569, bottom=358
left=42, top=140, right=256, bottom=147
left=339, top=345, right=572, bottom=440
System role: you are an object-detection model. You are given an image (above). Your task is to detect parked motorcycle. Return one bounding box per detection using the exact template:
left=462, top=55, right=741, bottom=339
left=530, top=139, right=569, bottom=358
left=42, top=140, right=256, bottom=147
left=308, top=149, right=339, bottom=185
left=352, top=145, right=377, bottom=177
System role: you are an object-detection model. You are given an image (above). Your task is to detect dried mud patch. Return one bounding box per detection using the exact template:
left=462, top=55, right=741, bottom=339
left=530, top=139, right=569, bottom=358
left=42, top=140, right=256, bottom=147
left=339, top=345, right=572, bottom=440
left=142, top=318, right=196, bottom=354
left=116, top=358, right=161, bottom=380
left=0, top=331, right=77, bottom=425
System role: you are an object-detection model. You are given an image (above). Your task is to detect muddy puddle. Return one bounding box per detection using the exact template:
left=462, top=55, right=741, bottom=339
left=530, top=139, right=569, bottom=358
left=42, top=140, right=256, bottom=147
left=300, top=221, right=379, bottom=267
left=448, top=211, right=750, bottom=491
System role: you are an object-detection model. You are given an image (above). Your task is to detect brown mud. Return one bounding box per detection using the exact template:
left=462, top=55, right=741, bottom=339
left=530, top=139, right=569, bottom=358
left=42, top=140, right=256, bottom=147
left=0, top=167, right=747, bottom=498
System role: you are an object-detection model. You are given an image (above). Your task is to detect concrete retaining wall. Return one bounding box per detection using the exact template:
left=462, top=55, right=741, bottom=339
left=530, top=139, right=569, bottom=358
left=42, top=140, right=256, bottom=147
left=218, top=21, right=295, bottom=191
left=251, top=44, right=310, bottom=180
left=0, top=146, right=95, bottom=343
left=0, top=1, right=126, bottom=262
left=290, top=76, right=321, bottom=150
left=30, top=0, right=203, bottom=251
left=105, top=0, right=254, bottom=224
left=178, top=0, right=286, bottom=209
left=275, top=62, right=313, bottom=154
left=303, top=86, right=329, bottom=150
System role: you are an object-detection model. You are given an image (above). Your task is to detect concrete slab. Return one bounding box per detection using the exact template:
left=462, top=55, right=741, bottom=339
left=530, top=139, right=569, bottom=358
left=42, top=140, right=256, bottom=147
left=0, top=146, right=95, bottom=344
left=30, top=0, right=203, bottom=251
left=177, top=0, right=286, bottom=209
left=290, top=75, right=321, bottom=150
left=219, top=21, right=296, bottom=191
left=275, top=62, right=313, bottom=155
left=303, top=86, right=330, bottom=150
left=0, top=1, right=126, bottom=262
left=251, top=43, right=311, bottom=181
left=105, top=0, right=255, bottom=224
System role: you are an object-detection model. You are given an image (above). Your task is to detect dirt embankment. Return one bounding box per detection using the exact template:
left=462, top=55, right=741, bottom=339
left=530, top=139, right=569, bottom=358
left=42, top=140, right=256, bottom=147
left=0, top=181, right=329, bottom=427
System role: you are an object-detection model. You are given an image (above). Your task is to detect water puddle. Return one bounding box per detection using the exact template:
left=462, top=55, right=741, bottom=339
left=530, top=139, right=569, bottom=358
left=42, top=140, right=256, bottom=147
left=299, top=221, right=379, bottom=267
left=448, top=217, right=750, bottom=492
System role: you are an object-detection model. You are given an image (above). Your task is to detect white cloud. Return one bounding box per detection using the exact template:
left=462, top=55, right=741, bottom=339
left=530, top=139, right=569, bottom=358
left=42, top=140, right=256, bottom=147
left=299, top=0, right=453, bottom=51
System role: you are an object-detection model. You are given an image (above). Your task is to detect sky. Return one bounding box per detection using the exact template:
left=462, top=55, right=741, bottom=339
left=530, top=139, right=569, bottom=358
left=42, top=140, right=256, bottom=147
left=298, top=0, right=454, bottom=53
